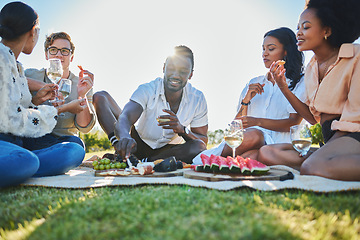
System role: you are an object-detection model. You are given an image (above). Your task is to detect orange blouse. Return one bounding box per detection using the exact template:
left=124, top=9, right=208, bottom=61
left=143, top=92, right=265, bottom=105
left=305, top=43, right=360, bottom=132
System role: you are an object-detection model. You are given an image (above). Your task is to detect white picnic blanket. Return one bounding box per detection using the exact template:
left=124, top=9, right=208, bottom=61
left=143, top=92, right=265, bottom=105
left=21, top=165, right=360, bottom=192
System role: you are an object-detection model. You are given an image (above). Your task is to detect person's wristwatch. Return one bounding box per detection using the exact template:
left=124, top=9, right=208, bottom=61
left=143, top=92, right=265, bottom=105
left=184, top=126, right=190, bottom=135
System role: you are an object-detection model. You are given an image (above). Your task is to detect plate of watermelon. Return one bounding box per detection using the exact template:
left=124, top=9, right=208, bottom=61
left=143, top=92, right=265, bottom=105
left=184, top=154, right=292, bottom=182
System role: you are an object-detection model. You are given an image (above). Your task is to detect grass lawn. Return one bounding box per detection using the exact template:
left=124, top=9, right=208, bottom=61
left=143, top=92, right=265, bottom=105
left=1, top=151, right=360, bottom=239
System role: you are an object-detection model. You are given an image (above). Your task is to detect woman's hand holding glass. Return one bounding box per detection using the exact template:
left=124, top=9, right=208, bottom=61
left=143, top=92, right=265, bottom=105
left=46, top=59, right=63, bottom=102
left=32, top=83, right=58, bottom=105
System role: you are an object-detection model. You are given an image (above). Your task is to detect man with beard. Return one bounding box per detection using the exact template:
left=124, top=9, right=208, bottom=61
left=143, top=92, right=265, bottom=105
left=93, top=46, right=208, bottom=163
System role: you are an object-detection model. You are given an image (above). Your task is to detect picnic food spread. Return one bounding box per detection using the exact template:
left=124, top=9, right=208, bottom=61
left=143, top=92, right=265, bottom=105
left=88, top=154, right=191, bottom=177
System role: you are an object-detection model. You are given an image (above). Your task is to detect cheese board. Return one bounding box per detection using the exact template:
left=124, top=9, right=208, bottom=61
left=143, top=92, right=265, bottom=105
left=95, top=168, right=190, bottom=177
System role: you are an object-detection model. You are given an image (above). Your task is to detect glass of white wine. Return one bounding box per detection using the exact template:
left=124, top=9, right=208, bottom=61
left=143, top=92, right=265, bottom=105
left=58, top=79, right=72, bottom=100
left=290, top=124, right=312, bottom=157
left=46, top=59, right=63, bottom=102
left=156, top=111, right=170, bottom=139
left=224, top=120, right=244, bottom=158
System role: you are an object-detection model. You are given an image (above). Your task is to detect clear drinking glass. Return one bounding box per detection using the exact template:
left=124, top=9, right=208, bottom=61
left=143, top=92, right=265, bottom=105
left=46, top=59, right=63, bottom=102
left=156, top=102, right=171, bottom=139
left=58, top=79, right=72, bottom=100
left=224, top=120, right=244, bottom=158
left=290, top=124, right=312, bottom=157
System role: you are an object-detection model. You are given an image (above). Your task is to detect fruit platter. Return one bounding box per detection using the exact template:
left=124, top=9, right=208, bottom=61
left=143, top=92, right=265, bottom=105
left=183, top=154, right=292, bottom=181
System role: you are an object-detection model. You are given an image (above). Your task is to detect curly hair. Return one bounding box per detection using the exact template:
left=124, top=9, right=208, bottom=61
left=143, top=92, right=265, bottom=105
left=264, top=27, right=304, bottom=91
left=306, top=0, right=360, bottom=48
left=44, top=32, right=75, bottom=54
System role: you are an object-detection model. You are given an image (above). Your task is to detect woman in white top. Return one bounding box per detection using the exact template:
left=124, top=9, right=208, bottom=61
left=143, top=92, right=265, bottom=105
left=193, top=27, right=306, bottom=164
left=0, top=2, right=87, bottom=187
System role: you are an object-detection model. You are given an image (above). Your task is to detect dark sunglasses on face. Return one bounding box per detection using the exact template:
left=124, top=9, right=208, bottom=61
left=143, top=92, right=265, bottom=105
left=47, top=47, right=72, bottom=56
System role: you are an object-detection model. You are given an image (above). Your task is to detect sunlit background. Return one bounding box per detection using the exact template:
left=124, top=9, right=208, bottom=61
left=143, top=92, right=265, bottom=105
left=2, top=0, right=360, bottom=131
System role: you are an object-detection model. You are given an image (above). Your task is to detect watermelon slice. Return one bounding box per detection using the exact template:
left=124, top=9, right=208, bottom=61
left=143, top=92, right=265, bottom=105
left=219, top=156, right=230, bottom=173
left=237, top=156, right=251, bottom=174
left=210, top=154, right=221, bottom=172
left=200, top=154, right=212, bottom=172
left=246, top=158, right=270, bottom=174
left=229, top=156, right=241, bottom=173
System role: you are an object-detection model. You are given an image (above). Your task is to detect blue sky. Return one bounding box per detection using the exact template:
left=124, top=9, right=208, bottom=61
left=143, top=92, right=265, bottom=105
left=3, top=0, right=359, bottom=131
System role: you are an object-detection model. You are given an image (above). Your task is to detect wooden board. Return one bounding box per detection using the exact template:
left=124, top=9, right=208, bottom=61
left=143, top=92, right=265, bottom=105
left=95, top=168, right=190, bottom=177
left=183, top=169, right=292, bottom=182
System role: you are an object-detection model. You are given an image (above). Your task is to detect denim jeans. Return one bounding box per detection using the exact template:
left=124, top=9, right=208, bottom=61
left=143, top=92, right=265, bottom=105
left=0, top=133, right=85, bottom=188
left=22, top=133, right=85, bottom=150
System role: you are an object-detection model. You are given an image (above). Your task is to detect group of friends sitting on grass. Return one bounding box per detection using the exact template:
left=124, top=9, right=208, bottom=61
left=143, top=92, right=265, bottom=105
left=1, top=0, right=360, bottom=188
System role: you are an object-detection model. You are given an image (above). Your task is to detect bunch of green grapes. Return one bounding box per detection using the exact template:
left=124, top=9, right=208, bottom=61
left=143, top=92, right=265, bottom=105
left=92, top=158, right=127, bottom=170
left=309, top=123, right=324, bottom=145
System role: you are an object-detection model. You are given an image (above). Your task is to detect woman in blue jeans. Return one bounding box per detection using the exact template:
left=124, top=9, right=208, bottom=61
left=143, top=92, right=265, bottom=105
left=0, top=2, right=87, bottom=188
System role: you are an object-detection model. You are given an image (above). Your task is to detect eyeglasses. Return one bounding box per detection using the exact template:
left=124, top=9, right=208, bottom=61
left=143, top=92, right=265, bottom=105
left=47, top=47, right=72, bottom=56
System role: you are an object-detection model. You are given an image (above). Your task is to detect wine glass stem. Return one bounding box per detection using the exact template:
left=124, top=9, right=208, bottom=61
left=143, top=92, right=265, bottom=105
left=232, top=148, right=236, bottom=158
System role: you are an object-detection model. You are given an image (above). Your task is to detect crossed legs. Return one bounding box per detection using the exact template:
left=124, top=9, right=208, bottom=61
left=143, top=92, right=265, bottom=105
left=258, top=136, right=360, bottom=181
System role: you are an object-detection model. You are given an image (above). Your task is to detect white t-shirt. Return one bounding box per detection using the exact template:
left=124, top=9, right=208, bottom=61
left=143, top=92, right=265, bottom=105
left=130, top=77, right=208, bottom=149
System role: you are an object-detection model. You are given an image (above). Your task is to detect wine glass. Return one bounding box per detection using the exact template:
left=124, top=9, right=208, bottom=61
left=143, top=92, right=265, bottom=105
left=57, top=79, right=72, bottom=116
left=46, top=59, right=63, bottom=102
left=58, top=79, right=72, bottom=100
left=290, top=124, right=312, bottom=157
left=156, top=109, right=170, bottom=139
left=224, top=120, right=244, bottom=158
left=156, top=102, right=171, bottom=139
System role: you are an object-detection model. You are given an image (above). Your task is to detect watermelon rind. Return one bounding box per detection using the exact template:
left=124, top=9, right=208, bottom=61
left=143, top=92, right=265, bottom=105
left=195, top=165, right=205, bottom=172
left=211, top=162, right=220, bottom=172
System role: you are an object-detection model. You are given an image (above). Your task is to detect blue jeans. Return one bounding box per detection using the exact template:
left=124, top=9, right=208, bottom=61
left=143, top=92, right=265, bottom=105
left=0, top=134, right=85, bottom=188
left=23, top=133, right=85, bottom=150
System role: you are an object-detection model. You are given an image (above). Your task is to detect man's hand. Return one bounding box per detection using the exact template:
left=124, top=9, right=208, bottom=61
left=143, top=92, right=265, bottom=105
left=77, top=69, right=94, bottom=98
left=114, top=136, right=137, bottom=160
left=158, top=109, right=185, bottom=134
left=32, top=83, right=57, bottom=105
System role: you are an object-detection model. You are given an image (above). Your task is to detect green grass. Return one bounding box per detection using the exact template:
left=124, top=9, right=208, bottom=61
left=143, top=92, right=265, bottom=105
left=1, top=186, right=360, bottom=239
left=1, top=150, right=360, bottom=239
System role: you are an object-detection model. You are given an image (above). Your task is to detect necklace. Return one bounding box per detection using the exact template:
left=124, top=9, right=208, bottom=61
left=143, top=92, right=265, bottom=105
left=318, top=51, right=338, bottom=83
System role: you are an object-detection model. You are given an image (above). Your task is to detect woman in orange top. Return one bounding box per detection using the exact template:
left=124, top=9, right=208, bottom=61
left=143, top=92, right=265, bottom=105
left=259, top=0, right=360, bottom=181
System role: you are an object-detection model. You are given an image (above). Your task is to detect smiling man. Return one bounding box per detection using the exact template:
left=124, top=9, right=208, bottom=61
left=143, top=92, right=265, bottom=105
left=93, top=45, right=208, bottom=163
left=25, top=32, right=96, bottom=150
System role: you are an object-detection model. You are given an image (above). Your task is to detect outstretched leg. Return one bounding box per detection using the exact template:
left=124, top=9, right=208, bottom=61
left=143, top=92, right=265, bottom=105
left=93, top=91, right=122, bottom=135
